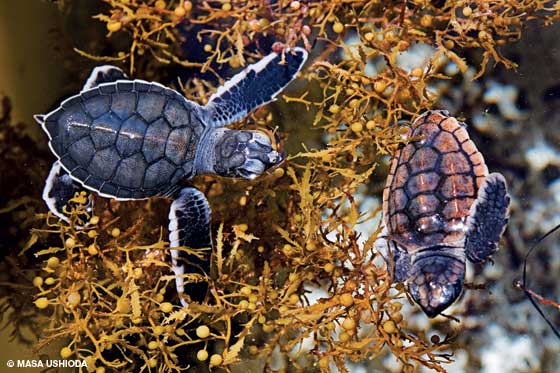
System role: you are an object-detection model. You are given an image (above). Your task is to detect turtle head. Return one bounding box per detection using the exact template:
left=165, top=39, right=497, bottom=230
left=407, top=254, right=465, bottom=317
left=209, top=129, right=282, bottom=179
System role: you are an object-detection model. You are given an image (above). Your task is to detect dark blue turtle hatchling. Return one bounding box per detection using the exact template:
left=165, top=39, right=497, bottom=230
left=382, top=110, right=511, bottom=317
left=35, top=47, right=308, bottom=306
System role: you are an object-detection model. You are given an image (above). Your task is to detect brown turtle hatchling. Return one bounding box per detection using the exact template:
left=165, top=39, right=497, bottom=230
left=382, top=110, right=511, bottom=317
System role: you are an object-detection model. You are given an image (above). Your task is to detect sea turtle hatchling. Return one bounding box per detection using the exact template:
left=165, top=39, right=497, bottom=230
left=35, top=47, right=308, bottom=306
left=382, top=110, right=511, bottom=317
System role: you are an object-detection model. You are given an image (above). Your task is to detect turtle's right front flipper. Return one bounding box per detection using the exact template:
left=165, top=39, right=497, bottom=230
left=203, top=47, right=308, bottom=127
left=42, top=161, right=93, bottom=223
left=169, top=187, right=212, bottom=306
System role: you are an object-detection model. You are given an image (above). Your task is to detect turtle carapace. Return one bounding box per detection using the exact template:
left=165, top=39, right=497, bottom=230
left=36, top=47, right=308, bottom=306
left=382, top=110, right=511, bottom=317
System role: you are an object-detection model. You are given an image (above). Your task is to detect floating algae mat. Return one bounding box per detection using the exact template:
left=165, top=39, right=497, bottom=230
left=1, top=1, right=560, bottom=372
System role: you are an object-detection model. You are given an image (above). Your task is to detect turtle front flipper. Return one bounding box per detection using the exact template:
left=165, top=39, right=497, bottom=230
left=465, top=173, right=511, bottom=263
left=203, top=47, right=308, bottom=127
left=43, top=161, right=93, bottom=223
left=390, top=241, right=413, bottom=283
left=82, top=65, right=128, bottom=91
left=169, top=187, right=212, bottom=306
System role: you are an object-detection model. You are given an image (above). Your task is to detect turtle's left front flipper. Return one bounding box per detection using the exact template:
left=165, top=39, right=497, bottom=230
left=465, top=173, right=511, bottom=263
left=203, top=47, right=308, bottom=127
left=169, top=187, right=212, bottom=306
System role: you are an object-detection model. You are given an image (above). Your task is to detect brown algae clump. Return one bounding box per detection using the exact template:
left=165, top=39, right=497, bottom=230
left=1, top=1, right=559, bottom=372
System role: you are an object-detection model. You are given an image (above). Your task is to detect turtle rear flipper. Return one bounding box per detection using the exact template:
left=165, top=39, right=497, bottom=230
left=82, top=65, right=128, bottom=92
left=465, top=173, right=511, bottom=263
left=169, top=187, right=212, bottom=306
left=203, top=47, right=308, bottom=127
left=42, top=161, right=93, bottom=223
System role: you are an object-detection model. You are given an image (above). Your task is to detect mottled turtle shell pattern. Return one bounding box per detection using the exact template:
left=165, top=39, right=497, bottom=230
left=382, top=111, right=489, bottom=249
left=42, top=80, right=205, bottom=199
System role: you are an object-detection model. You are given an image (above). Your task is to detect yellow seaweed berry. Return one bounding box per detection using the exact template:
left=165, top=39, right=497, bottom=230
left=221, top=2, right=232, bottom=11
left=324, top=263, right=335, bottom=273
left=318, top=356, right=329, bottom=369
left=84, top=356, right=96, bottom=370
left=107, top=21, right=122, bottom=33
left=420, top=14, right=432, bottom=28
left=382, top=320, right=396, bottom=334
left=148, top=358, right=158, bottom=368
left=366, top=120, right=376, bottom=130
left=67, top=292, right=81, bottom=307
left=350, top=122, right=363, bottom=133
left=342, top=317, right=356, bottom=330
left=288, top=294, right=299, bottom=305
left=35, top=297, right=49, bottom=309
left=183, top=1, right=193, bottom=11
left=32, top=276, right=43, bottom=287
left=111, top=228, right=120, bottom=238
left=45, top=277, right=55, bottom=285
left=332, top=22, right=344, bottom=34
left=60, top=346, right=72, bottom=359
left=462, top=6, right=473, bottom=17
left=328, top=104, right=340, bottom=114
left=89, top=215, right=99, bottom=225
left=197, top=349, right=209, bottom=361
left=150, top=327, right=163, bottom=339
left=338, top=332, right=350, bottom=342
left=96, top=367, right=105, bottom=373
left=160, top=302, right=173, bottom=313
left=290, top=1, right=301, bottom=10
left=209, top=354, right=223, bottom=367
left=196, top=325, right=210, bottom=338
left=148, top=341, right=159, bottom=350
left=65, top=237, right=76, bottom=249
left=42, top=256, right=60, bottom=271
left=174, top=6, right=186, bottom=17
left=411, top=67, right=424, bottom=78
left=87, top=244, right=98, bottom=255
left=273, top=167, right=284, bottom=178
left=155, top=0, right=166, bottom=10
left=340, top=293, right=354, bottom=307
left=374, top=80, right=387, bottom=94
left=258, top=18, right=269, bottom=28
left=204, top=44, right=212, bottom=53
